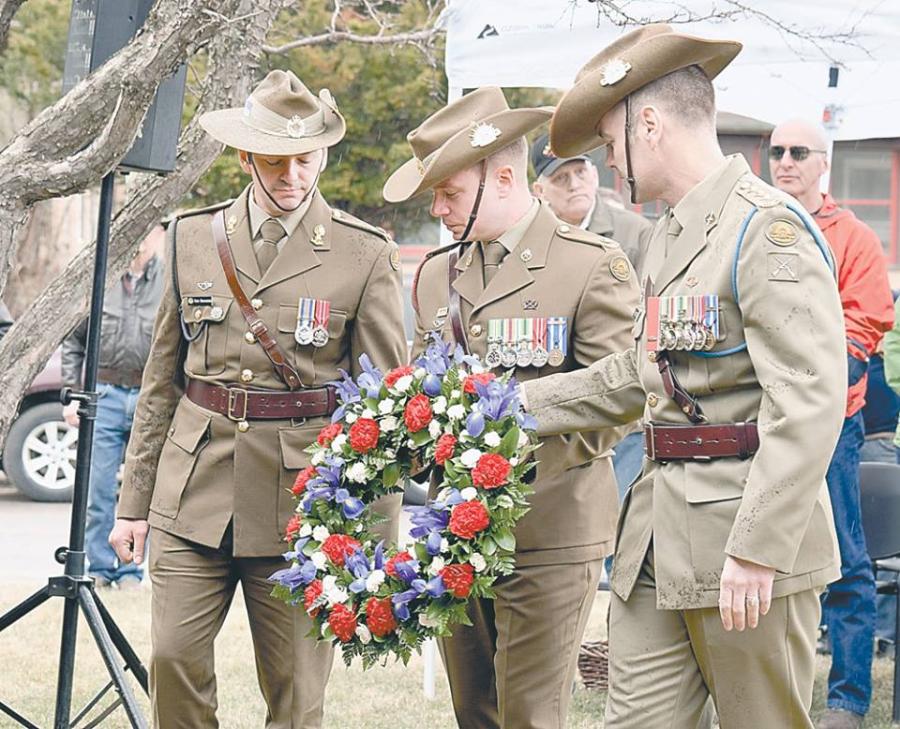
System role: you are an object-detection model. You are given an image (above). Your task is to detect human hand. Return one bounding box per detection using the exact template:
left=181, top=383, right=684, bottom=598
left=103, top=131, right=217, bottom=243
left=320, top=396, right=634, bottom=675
left=63, top=402, right=79, bottom=428
left=718, top=555, right=775, bottom=631
left=109, top=518, right=149, bottom=565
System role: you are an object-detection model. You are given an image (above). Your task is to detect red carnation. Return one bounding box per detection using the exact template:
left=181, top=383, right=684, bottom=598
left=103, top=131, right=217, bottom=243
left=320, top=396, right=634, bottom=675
left=463, top=372, right=496, bottom=394
left=304, top=580, right=323, bottom=616
left=284, top=514, right=303, bottom=542
left=384, top=365, right=415, bottom=389
left=384, top=551, right=414, bottom=578
left=321, top=534, right=362, bottom=567
left=317, top=423, right=343, bottom=446
left=449, top=500, right=490, bottom=540
left=349, top=418, right=380, bottom=453
left=434, top=433, right=457, bottom=466
left=440, top=562, right=475, bottom=598
left=292, top=466, right=317, bottom=496
left=404, top=394, right=433, bottom=432
left=328, top=603, right=358, bottom=643
left=365, top=596, right=398, bottom=637
left=472, top=453, right=511, bottom=489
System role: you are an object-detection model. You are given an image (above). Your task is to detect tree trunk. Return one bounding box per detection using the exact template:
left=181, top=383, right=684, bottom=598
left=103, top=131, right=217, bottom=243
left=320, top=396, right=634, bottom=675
left=0, top=0, right=27, bottom=53
left=0, top=0, right=291, bottom=448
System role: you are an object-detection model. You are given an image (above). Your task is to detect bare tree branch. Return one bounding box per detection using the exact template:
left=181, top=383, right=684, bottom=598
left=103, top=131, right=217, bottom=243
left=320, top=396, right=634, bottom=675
left=263, top=26, right=441, bottom=54
left=0, top=0, right=26, bottom=53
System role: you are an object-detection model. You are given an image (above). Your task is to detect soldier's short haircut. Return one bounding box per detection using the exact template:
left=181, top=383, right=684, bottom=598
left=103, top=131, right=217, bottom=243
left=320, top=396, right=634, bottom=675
left=486, top=137, right=529, bottom=181
left=630, top=64, right=716, bottom=129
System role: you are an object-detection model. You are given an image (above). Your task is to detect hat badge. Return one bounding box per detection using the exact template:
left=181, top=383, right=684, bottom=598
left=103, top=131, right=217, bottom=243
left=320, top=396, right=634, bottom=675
left=599, top=58, right=632, bottom=87
left=286, top=115, right=306, bottom=138
left=542, top=142, right=554, bottom=158
left=470, top=122, right=502, bottom=148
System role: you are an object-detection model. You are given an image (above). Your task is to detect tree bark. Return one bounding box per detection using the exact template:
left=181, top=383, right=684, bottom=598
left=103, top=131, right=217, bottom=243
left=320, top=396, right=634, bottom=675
left=0, top=0, right=291, bottom=448
left=0, top=0, right=26, bottom=54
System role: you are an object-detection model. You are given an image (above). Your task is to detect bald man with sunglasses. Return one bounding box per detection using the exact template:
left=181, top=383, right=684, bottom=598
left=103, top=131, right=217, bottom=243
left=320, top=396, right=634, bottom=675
left=770, top=119, right=894, bottom=729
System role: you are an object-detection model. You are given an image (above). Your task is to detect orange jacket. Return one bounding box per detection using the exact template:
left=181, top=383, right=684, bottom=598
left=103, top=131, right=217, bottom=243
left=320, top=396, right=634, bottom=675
left=814, top=194, right=894, bottom=417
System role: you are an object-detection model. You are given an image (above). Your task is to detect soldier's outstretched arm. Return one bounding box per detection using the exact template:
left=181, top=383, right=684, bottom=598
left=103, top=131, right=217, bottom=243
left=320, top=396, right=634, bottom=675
left=117, top=228, right=184, bottom=521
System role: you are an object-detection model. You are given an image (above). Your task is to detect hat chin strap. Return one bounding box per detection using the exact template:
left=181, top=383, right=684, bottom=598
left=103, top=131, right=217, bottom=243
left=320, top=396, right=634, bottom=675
left=248, top=152, right=323, bottom=214
left=624, top=95, right=638, bottom=206
left=458, top=160, right=488, bottom=243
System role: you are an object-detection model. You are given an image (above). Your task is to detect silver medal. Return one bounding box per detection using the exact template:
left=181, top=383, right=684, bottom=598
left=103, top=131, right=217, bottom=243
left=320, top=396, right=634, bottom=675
left=312, top=326, right=329, bottom=347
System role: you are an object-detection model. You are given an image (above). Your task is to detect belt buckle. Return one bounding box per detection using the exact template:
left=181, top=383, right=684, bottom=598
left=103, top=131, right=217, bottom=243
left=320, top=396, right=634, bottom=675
left=644, top=422, right=657, bottom=461
left=227, top=388, right=248, bottom=421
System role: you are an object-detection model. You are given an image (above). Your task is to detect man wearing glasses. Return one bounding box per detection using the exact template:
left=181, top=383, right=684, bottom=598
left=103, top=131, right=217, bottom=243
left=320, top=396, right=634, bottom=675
left=770, top=119, right=894, bottom=729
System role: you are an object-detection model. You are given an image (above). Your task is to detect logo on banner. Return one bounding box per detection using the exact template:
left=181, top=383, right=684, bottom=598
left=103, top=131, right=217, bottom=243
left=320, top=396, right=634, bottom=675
left=477, top=24, right=499, bottom=39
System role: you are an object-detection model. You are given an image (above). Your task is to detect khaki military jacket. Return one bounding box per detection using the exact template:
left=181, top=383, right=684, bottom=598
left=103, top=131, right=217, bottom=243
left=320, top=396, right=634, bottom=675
left=525, top=156, right=845, bottom=608
left=587, top=193, right=654, bottom=277
left=412, top=200, right=639, bottom=566
left=119, top=186, right=407, bottom=556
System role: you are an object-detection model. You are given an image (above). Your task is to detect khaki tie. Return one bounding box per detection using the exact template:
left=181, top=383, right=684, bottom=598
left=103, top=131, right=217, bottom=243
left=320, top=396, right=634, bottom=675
left=482, top=241, right=506, bottom=287
left=665, top=211, right=683, bottom=256
left=255, top=218, right=284, bottom=274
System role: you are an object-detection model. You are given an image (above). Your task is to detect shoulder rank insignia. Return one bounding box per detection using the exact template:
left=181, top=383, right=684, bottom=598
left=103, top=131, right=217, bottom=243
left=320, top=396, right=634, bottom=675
left=609, top=255, right=631, bottom=282
left=389, top=246, right=401, bottom=271
left=311, top=224, right=326, bottom=247
left=765, top=219, right=799, bottom=247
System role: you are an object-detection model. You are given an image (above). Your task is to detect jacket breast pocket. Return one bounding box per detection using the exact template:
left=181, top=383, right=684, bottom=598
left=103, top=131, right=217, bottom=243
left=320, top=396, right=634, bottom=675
left=182, top=295, right=233, bottom=376
left=150, top=401, right=211, bottom=519
left=276, top=422, right=320, bottom=539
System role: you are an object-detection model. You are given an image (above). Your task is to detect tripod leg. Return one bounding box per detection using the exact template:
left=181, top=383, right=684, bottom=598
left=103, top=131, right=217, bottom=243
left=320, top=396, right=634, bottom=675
left=0, top=585, right=51, bottom=631
left=77, top=585, right=148, bottom=729
left=92, top=587, right=149, bottom=692
left=53, top=593, right=80, bottom=729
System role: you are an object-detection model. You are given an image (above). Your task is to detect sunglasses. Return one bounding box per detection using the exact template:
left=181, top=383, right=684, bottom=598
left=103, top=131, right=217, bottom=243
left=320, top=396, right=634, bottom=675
left=768, top=145, right=827, bottom=162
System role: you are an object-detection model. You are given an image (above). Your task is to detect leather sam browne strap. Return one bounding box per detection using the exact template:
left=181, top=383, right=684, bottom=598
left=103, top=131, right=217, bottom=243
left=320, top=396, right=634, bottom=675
left=656, top=352, right=707, bottom=423
left=448, top=245, right=470, bottom=354
left=644, top=421, right=759, bottom=462
left=211, top=210, right=303, bottom=390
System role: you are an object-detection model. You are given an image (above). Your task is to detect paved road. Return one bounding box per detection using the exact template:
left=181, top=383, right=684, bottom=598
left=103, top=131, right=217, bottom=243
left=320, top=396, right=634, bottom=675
left=0, top=474, right=72, bottom=583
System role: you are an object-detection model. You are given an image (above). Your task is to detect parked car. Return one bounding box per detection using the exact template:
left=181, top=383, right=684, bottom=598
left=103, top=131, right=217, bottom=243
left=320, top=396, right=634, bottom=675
left=2, top=350, right=77, bottom=502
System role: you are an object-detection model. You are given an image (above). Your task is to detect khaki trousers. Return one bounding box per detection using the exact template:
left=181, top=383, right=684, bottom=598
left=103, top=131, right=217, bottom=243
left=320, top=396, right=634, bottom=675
left=440, top=559, right=603, bottom=729
left=149, top=528, right=333, bottom=729
left=605, top=550, right=820, bottom=729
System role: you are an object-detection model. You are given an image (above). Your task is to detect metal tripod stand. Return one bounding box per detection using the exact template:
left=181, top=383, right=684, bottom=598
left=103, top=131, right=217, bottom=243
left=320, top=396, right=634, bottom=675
left=0, top=172, right=149, bottom=728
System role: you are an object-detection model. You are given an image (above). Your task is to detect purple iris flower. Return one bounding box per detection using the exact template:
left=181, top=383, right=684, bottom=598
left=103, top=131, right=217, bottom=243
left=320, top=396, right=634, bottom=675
left=422, top=374, right=443, bottom=397
left=346, top=547, right=372, bottom=593
left=426, top=530, right=443, bottom=556
left=373, top=541, right=385, bottom=571
left=452, top=344, right=481, bottom=369
left=393, top=559, right=421, bottom=584
left=516, top=411, right=538, bottom=431
left=269, top=558, right=318, bottom=590
left=416, top=340, right=452, bottom=377
left=334, top=487, right=366, bottom=519
left=330, top=369, right=361, bottom=422
left=356, top=353, right=384, bottom=397
left=407, top=504, right=450, bottom=540
left=465, top=410, right=485, bottom=438
left=282, top=537, right=311, bottom=563
left=391, top=576, right=447, bottom=620
left=474, top=378, right=520, bottom=421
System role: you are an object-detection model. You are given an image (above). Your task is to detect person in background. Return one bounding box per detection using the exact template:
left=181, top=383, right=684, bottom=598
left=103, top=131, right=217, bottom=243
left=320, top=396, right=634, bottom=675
left=769, top=118, right=894, bottom=729
left=61, top=225, right=165, bottom=589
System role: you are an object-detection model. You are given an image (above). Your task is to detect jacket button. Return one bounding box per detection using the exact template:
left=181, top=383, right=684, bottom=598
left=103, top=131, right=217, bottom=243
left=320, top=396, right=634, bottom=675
left=240, top=369, right=254, bottom=383
left=237, top=420, right=250, bottom=432
left=245, top=332, right=256, bottom=344
left=469, top=324, right=483, bottom=337
left=647, top=393, right=659, bottom=407
left=251, top=298, right=263, bottom=310
left=559, top=224, right=570, bottom=233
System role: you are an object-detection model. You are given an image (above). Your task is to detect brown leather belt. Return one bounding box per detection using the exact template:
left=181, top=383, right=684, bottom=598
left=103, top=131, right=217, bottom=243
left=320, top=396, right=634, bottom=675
left=644, top=421, right=759, bottom=462
left=186, top=378, right=336, bottom=421
left=98, top=368, right=144, bottom=388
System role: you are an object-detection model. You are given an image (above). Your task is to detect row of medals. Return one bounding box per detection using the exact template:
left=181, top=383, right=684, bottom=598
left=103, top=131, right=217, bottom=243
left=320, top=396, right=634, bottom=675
left=294, top=321, right=330, bottom=347
left=484, top=339, right=564, bottom=369
left=658, top=317, right=717, bottom=352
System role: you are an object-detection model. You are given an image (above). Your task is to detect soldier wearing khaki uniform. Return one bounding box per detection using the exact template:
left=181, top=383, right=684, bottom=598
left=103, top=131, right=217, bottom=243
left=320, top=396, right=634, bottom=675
left=110, top=70, right=406, bottom=728
left=383, top=87, right=640, bottom=729
left=522, top=26, right=846, bottom=728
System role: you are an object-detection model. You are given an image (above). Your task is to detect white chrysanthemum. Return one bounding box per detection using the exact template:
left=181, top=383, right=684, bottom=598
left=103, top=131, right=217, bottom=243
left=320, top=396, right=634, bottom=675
left=326, top=585, right=349, bottom=605
left=427, top=556, right=445, bottom=576
left=447, top=404, right=466, bottom=420
left=378, top=398, right=395, bottom=414
left=432, top=396, right=447, bottom=415
left=311, top=551, right=327, bottom=570
left=483, top=431, right=501, bottom=448
left=517, top=431, right=529, bottom=448
left=418, top=613, right=439, bottom=628
left=460, top=486, right=478, bottom=501
left=345, top=411, right=358, bottom=424
left=470, top=553, right=487, bottom=572
left=361, top=408, right=375, bottom=419
left=450, top=389, right=461, bottom=400
left=346, top=462, right=368, bottom=483
left=355, top=522, right=364, bottom=533
left=460, top=448, right=482, bottom=468
left=299, top=523, right=313, bottom=538
left=365, top=569, right=386, bottom=592
left=407, top=439, right=417, bottom=448
left=429, top=420, right=442, bottom=438
left=381, top=415, right=398, bottom=432
left=331, top=434, right=347, bottom=452
left=414, top=367, right=427, bottom=380
left=311, top=450, right=326, bottom=466
left=510, top=457, right=519, bottom=466
left=313, top=525, right=330, bottom=542
left=356, top=624, right=372, bottom=644
left=495, top=494, right=514, bottom=509
left=440, top=538, right=450, bottom=553
left=323, top=575, right=337, bottom=591
left=394, top=375, right=414, bottom=393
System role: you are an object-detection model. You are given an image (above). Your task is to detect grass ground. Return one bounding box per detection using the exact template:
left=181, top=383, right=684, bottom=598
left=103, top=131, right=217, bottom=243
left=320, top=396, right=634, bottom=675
left=0, top=584, right=896, bottom=728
